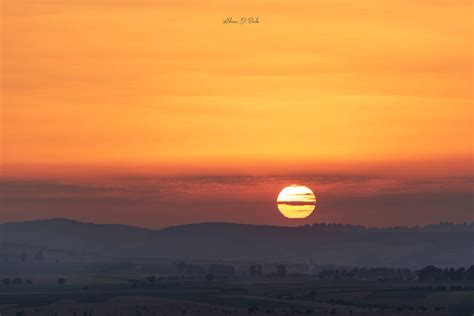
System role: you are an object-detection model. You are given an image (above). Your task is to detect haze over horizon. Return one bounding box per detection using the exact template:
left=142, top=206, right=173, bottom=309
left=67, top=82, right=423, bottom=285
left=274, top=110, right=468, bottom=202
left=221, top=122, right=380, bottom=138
left=1, top=173, right=472, bottom=228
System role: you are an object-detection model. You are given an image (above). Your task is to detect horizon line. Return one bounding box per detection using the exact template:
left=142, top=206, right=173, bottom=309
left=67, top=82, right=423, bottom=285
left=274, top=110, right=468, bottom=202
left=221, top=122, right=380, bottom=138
left=1, top=217, right=473, bottom=231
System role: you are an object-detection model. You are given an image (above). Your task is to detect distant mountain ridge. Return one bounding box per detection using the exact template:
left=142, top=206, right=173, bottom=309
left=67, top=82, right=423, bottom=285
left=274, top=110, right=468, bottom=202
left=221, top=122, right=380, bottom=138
left=1, top=218, right=473, bottom=268
left=2, top=218, right=474, bottom=232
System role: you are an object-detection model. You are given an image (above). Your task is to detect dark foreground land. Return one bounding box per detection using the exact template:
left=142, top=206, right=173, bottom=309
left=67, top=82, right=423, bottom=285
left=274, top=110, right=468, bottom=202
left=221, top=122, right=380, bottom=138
left=1, top=276, right=473, bottom=316
left=1, top=219, right=473, bottom=315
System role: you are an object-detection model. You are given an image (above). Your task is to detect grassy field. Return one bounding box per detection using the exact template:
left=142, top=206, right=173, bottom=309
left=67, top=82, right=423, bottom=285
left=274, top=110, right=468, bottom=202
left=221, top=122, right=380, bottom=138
left=0, top=276, right=473, bottom=315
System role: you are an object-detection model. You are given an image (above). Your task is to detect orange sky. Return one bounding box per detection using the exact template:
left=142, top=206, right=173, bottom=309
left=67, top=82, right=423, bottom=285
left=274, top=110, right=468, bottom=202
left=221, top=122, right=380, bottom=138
left=0, top=0, right=473, bottom=227
left=2, top=0, right=472, bottom=177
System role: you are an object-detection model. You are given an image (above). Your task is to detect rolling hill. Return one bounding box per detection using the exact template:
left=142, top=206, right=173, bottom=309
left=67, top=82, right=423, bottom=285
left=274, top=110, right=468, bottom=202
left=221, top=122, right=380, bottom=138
left=0, top=219, right=472, bottom=268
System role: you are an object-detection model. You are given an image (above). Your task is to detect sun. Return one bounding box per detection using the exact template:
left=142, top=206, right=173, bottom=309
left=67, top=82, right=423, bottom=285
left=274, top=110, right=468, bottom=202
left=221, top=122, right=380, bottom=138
left=277, top=185, right=316, bottom=219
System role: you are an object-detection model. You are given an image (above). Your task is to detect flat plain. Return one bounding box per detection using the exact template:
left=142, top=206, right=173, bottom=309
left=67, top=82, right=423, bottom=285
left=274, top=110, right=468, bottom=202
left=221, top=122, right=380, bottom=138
left=1, top=275, right=473, bottom=316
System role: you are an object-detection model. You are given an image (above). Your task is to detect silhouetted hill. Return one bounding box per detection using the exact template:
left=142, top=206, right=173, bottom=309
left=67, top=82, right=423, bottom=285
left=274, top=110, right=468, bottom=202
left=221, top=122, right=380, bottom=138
left=1, top=219, right=473, bottom=268
left=0, top=218, right=151, bottom=252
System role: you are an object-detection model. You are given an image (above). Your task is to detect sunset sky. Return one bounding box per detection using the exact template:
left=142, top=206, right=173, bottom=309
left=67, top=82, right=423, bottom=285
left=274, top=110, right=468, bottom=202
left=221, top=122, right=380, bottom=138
left=1, top=0, right=473, bottom=227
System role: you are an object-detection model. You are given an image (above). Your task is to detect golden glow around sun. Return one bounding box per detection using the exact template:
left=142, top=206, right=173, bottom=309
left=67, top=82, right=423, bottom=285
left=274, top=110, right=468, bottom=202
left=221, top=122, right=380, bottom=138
left=277, top=185, right=316, bottom=219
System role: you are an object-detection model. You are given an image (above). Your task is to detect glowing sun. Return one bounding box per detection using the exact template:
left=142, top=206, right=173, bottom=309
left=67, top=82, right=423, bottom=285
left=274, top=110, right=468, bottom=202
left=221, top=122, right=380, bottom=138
left=277, top=185, right=316, bottom=218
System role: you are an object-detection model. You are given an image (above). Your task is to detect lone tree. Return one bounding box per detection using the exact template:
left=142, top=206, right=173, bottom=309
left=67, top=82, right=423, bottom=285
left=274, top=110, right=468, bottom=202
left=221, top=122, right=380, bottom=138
left=57, top=278, right=66, bottom=285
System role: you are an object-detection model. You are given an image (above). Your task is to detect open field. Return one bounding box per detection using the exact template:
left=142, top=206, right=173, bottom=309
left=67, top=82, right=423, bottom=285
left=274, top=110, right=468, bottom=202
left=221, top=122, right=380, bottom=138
left=1, top=276, right=473, bottom=316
